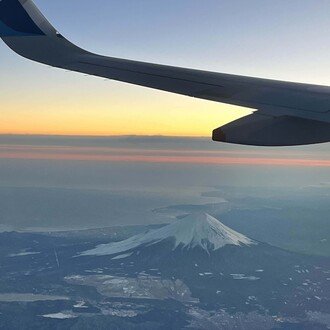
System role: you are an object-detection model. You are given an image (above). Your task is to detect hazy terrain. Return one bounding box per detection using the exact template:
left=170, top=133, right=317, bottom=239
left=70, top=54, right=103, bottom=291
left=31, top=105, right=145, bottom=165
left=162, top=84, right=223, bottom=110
left=0, top=215, right=329, bottom=329
left=0, top=135, right=329, bottom=256
left=0, top=135, right=329, bottom=329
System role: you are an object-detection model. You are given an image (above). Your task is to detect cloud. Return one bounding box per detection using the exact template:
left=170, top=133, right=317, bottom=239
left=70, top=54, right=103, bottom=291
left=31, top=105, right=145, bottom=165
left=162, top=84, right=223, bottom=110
left=0, top=144, right=329, bottom=167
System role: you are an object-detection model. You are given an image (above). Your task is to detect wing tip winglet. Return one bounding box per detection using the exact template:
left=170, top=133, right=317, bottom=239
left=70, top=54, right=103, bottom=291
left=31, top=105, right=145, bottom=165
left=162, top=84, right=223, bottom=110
left=0, top=0, right=45, bottom=37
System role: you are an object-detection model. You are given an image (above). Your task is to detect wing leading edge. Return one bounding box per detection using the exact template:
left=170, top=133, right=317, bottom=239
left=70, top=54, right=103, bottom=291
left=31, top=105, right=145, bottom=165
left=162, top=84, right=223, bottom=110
left=1, top=0, right=330, bottom=146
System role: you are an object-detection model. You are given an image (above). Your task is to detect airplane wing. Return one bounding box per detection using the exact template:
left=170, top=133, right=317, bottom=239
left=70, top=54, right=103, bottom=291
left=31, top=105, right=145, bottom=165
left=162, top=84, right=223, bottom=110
left=1, top=0, right=330, bottom=146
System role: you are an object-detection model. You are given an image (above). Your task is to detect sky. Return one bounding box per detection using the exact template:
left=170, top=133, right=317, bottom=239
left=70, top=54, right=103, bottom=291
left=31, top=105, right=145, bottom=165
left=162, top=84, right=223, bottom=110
left=1, top=0, right=330, bottom=136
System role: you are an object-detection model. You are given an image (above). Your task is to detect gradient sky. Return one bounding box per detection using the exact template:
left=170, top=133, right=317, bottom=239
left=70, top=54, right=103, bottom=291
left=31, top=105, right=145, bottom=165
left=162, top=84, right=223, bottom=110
left=1, top=0, right=330, bottom=136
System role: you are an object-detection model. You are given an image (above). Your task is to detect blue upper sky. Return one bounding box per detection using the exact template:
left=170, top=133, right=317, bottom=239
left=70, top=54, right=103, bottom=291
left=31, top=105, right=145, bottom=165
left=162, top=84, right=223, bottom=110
left=34, top=0, right=330, bottom=83
left=1, top=0, right=330, bottom=136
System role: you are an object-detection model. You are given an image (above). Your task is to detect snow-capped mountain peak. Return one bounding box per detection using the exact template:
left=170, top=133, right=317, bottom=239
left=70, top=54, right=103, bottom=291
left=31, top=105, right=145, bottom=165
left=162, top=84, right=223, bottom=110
left=80, top=213, right=255, bottom=256
left=168, top=213, right=254, bottom=250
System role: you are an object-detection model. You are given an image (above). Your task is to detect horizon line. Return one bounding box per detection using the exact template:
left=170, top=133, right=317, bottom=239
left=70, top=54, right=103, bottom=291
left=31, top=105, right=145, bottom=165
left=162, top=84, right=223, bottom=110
left=0, top=133, right=210, bottom=139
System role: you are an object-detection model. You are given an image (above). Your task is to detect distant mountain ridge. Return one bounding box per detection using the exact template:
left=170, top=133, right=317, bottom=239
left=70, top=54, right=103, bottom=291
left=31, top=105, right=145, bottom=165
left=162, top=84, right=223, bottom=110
left=81, top=213, right=255, bottom=257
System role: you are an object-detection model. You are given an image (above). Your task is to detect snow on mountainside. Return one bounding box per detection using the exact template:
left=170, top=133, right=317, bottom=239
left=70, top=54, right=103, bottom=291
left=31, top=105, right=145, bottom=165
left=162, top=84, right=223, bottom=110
left=80, top=213, right=256, bottom=256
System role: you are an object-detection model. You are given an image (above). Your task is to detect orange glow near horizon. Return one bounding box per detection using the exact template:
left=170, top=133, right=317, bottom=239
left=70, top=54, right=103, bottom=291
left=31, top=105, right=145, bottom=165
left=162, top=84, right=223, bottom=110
left=0, top=79, right=249, bottom=137
left=0, top=103, right=245, bottom=137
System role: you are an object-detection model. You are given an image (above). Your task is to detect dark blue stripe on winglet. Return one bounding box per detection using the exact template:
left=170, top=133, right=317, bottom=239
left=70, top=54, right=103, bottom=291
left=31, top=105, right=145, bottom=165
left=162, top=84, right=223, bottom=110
left=0, top=20, right=38, bottom=36
left=0, top=0, right=45, bottom=36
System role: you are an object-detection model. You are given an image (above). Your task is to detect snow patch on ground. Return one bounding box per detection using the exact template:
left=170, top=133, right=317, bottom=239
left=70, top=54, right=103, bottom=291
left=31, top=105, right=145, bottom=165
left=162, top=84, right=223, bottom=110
left=73, top=301, right=88, bottom=309
left=8, top=250, right=40, bottom=257
left=42, top=312, right=77, bottom=319
left=112, top=252, right=133, bottom=260
left=0, top=293, right=69, bottom=302
left=231, top=274, right=260, bottom=281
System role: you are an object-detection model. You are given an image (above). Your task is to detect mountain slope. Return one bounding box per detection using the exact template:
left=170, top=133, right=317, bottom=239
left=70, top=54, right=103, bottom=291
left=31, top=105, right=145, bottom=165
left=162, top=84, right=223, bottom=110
left=81, top=213, right=255, bottom=256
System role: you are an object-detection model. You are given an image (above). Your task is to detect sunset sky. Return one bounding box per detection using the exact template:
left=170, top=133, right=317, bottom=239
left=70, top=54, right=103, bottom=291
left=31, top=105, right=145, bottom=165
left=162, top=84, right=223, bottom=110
left=1, top=0, right=330, bottom=136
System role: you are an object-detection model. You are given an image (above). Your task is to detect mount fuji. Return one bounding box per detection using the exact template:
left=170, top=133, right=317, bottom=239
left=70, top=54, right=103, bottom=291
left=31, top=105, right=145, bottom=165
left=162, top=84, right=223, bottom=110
left=81, top=213, right=256, bottom=257
left=73, top=213, right=329, bottom=315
